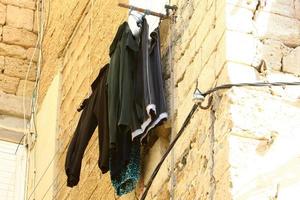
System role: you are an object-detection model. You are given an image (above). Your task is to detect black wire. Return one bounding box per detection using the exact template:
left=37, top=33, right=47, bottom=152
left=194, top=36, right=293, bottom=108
left=140, top=81, right=300, bottom=200
left=23, top=80, right=300, bottom=199
left=140, top=104, right=198, bottom=200
left=202, top=81, right=300, bottom=96
left=15, top=134, right=25, bottom=155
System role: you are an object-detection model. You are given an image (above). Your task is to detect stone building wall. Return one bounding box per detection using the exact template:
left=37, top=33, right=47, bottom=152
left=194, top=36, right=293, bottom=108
left=0, top=0, right=37, bottom=143
left=29, top=0, right=300, bottom=199
left=219, top=0, right=300, bottom=199
left=0, top=0, right=37, bottom=96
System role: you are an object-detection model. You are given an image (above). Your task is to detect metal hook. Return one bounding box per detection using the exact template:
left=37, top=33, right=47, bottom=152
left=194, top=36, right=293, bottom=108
left=199, top=95, right=213, bottom=110
left=193, top=88, right=205, bottom=104
left=192, top=81, right=213, bottom=109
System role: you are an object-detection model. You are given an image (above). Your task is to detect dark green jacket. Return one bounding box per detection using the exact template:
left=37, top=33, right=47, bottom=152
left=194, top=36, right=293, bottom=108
left=107, top=22, right=139, bottom=178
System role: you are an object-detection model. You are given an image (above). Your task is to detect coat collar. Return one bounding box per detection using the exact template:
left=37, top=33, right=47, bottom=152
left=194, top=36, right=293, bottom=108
left=109, top=22, right=139, bottom=56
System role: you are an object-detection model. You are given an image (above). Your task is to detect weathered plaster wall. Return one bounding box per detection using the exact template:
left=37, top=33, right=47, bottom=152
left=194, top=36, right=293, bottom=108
left=26, top=73, right=61, bottom=200
left=31, top=0, right=300, bottom=199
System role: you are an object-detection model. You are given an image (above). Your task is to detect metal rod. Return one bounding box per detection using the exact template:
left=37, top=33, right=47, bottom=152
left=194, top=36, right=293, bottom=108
left=118, top=3, right=168, bottom=19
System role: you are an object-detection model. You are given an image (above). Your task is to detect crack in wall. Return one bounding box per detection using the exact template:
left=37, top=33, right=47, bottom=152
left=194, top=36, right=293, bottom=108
left=280, top=55, right=284, bottom=72
left=252, top=0, right=262, bottom=20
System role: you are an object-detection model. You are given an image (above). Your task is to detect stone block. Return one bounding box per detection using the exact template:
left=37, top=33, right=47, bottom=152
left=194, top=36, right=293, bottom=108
left=227, top=0, right=259, bottom=11
left=0, top=73, right=19, bottom=94
left=3, top=26, right=37, bottom=48
left=0, top=3, right=5, bottom=25
left=0, top=115, right=24, bottom=143
left=181, top=0, right=207, bottom=46
left=226, top=31, right=258, bottom=66
left=176, top=17, right=225, bottom=102
left=174, top=88, right=191, bottom=129
left=193, top=3, right=216, bottom=48
left=16, top=79, right=35, bottom=97
left=228, top=88, right=300, bottom=199
left=177, top=51, right=204, bottom=105
left=0, top=56, right=4, bottom=71
left=296, top=0, right=300, bottom=20
left=0, top=114, right=24, bottom=134
left=7, top=5, right=34, bottom=31
left=201, top=16, right=226, bottom=66
left=226, top=4, right=254, bottom=33
left=214, top=35, right=227, bottom=77
left=255, top=11, right=300, bottom=47
left=262, top=0, right=295, bottom=19
left=265, top=72, right=300, bottom=100
left=0, top=0, right=36, bottom=10
left=0, top=42, right=26, bottom=59
left=0, top=25, right=2, bottom=41
left=217, top=62, right=260, bottom=86
left=282, top=46, right=300, bottom=76
left=4, top=57, right=36, bottom=80
left=26, top=47, right=39, bottom=62
left=33, top=10, right=39, bottom=33
left=229, top=87, right=300, bottom=137
left=197, top=51, right=218, bottom=92
left=256, top=39, right=290, bottom=71
left=175, top=2, right=215, bottom=83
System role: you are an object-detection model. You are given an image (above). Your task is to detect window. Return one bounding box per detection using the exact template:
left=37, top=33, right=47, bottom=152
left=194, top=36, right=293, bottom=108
left=0, top=140, right=26, bottom=200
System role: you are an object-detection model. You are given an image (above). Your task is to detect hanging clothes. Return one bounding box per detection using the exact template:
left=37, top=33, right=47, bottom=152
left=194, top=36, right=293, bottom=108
left=65, top=17, right=167, bottom=196
left=111, top=141, right=140, bottom=196
left=107, top=21, right=141, bottom=196
left=132, top=18, right=168, bottom=142
left=65, top=64, right=109, bottom=187
left=107, top=21, right=139, bottom=177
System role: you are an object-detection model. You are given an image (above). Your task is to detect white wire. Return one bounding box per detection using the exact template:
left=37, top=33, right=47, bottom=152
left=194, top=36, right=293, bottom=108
left=23, top=3, right=40, bottom=199
left=22, top=11, right=41, bottom=145
left=32, top=0, right=45, bottom=119
left=23, top=0, right=46, bottom=199
left=26, top=0, right=96, bottom=198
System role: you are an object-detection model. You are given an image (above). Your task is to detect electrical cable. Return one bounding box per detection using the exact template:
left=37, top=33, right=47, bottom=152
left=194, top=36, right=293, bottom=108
left=39, top=2, right=96, bottom=199
left=140, top=80, right=300, bottom=200
left=26, top=138, right=71, bottom=200
left=15, top=135, right=25, bottom=155
left=22, top=1, right=44, bottom=198
left=202, top=81, right=300, bottom=97
left=140, top=104, right=199, bottom=200
left=41, top=140, right=100, bottom=200
left=20, top=8, right=42, bottom=154
left=26, top=121, right=99, bottom=200
left=39, top=170, right=64, bottom=199
left=21, top=1, right=300, bottom=199
left=32, top=0, right=46, bottom=199
left=26, top=1, right=98, bottom=198
left=26, top=0, right=51, bottom=197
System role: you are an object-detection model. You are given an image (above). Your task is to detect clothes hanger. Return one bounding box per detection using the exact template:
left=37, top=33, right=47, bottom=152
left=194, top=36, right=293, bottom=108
left=128, top=7, right=143, bottom=36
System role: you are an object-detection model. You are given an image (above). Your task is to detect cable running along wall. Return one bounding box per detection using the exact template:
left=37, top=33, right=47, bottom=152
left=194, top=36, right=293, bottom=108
left=140, top=80, right=300, bottom=200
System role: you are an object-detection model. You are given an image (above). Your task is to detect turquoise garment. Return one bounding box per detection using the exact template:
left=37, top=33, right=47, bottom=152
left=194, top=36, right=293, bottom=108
left=111, top=142, right=141, bottom=196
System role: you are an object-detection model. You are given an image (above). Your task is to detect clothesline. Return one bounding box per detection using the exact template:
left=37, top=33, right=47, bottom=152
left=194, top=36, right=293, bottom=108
left=118, top=3, right=177, bottom=19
